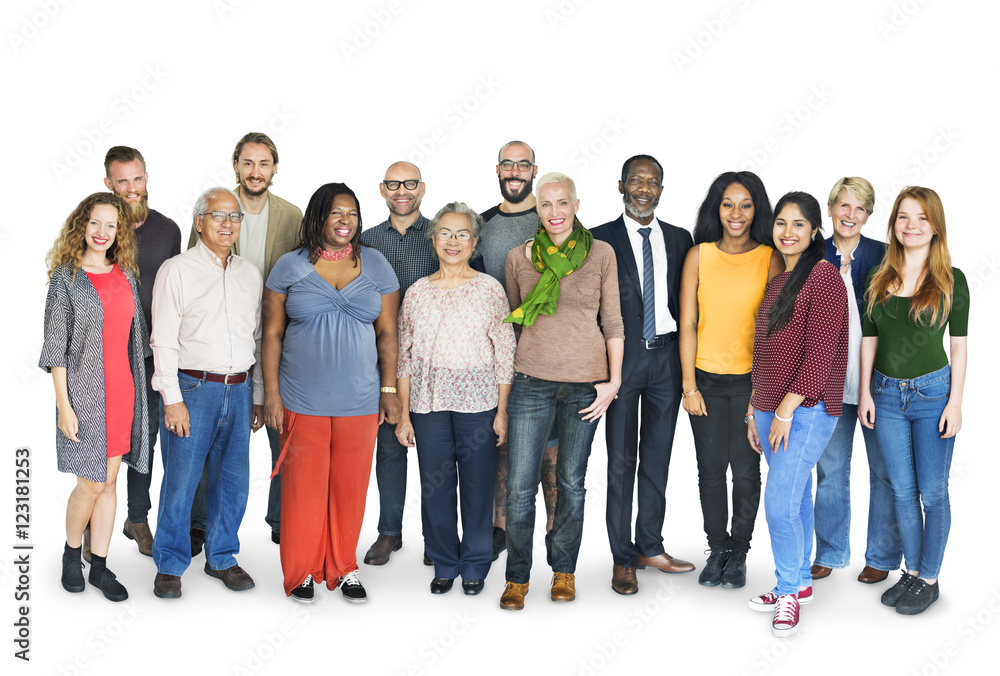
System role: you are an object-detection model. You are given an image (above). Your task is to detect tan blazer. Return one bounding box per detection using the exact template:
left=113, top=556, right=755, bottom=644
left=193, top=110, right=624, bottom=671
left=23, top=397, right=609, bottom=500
left=186, top=187, right=303, bottom=281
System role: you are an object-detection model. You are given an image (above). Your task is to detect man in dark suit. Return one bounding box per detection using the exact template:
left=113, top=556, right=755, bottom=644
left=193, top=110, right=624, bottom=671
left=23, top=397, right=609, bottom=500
left=592, top=155, right=695, bottom=595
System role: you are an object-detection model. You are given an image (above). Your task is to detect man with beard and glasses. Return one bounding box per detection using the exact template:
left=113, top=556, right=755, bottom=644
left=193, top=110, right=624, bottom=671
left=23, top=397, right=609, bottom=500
left=96, top=146, right=181, bottom=560
left=473, top=141, right=559, bottom=564
left=592, top=155, right=695, bottom=595
left=185, top=132, right=302, bottom=552
left=360, top=161, right=438, bottom=567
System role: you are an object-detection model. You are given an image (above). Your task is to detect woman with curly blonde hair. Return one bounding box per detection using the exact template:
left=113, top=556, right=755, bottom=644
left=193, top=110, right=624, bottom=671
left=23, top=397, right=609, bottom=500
left=858, top=186, right=968, bottom=615
left=40, top=192, right=150, bottom=602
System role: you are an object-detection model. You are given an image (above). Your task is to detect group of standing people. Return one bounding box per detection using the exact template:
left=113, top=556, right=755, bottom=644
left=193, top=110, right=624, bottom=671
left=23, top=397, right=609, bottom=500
left=41, top=137, right=967, bottom=639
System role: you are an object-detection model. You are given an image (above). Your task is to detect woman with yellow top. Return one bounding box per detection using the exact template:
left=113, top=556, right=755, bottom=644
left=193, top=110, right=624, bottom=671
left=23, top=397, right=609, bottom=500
left=679, top=171, right=783, bottom=589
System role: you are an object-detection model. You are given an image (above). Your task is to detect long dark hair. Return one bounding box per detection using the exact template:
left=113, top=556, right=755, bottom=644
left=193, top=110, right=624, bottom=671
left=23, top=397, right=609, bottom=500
left=298, top=183, right=364, bottom=266
left=693, top=171, right=773, bottom=246
left=767, top=191, right=826, bottom=335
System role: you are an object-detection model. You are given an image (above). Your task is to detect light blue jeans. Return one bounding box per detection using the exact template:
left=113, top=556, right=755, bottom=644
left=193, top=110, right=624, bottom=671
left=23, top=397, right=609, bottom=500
left=813, top=403, right=902, bottom=570
left=755, top=402, right=838, bottom=597
left=871, top=365, right=954, bottom=579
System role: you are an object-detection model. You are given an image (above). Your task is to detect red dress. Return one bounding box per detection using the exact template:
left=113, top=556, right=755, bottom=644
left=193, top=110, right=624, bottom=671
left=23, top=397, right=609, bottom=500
left=86, top=265, right=135, bottom=458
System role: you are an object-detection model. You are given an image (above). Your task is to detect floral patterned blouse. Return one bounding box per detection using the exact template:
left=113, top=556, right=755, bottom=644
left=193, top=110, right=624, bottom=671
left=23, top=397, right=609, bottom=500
left=397, top=274, right=516, bottom=414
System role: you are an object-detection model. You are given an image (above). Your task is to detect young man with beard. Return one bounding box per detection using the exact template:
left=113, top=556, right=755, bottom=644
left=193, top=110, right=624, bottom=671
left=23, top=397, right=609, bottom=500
left=475, top=141, right=559, bottom=562
left=99, top=146, right=182, bottom=559
left=185, top=133, right=303, bottom=550
left=360, top=161, right=438, bottom=566
left=591, top=155, right=695, bottom=595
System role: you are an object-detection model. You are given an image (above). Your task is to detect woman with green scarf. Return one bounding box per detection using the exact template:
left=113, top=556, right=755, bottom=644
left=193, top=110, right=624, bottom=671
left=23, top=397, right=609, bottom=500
left=499, top=172, right=624, bottom=610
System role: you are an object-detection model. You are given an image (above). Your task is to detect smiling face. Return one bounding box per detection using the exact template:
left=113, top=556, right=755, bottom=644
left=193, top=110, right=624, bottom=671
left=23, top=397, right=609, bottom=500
left=619, top=158, right=663, bottom=225
left=104, top=159, right=149, bottom=225
left=496, top=142, right=537, bottom=205
left=196, top=192, right=242, bottom=260
left=322, top=194, right=360, bottom=251
left=537, top=181, right=579, bottom=246
left=380, top=162, right=424, bottom=217
left=85, top=204, right=120, bottom=255
left=432, top=212, right=476, bottom=266
left=828, top=189, right=870, bottom=243
left=893, top=196, right=935, bottom=252
left=773, top=203, right=815, bottom=271
left=235, top=142, right=276, bottom=198
left=718, top=182, right=755, bottom=241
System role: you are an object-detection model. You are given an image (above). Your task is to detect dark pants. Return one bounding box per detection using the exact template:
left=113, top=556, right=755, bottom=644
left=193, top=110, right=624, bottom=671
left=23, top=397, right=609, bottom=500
left=412, top=409, right=498, bottom=580
left=374, top=421, right=409, bottom=537
left=126, top=356, right=158, bottom=523
left=688, top=369, right=760, bottom=554
left=604, top=340, right=681, bottom=567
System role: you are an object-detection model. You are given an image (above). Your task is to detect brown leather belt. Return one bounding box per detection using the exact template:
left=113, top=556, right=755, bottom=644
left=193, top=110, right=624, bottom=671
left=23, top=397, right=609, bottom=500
left=178, top=367, right=253, bottom=385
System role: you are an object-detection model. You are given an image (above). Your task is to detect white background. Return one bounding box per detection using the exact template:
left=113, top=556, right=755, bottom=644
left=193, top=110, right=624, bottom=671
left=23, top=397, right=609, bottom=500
left=3, top=0, right=999, bottom=674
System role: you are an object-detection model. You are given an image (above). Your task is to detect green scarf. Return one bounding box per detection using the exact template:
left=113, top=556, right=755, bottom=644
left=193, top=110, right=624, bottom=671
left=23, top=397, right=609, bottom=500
left=505, top=217, right=592, bottom=326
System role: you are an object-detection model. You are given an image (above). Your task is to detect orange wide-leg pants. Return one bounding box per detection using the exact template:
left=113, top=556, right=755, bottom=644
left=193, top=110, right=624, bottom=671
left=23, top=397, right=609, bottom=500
left=275, top=410, right=378, bottom=596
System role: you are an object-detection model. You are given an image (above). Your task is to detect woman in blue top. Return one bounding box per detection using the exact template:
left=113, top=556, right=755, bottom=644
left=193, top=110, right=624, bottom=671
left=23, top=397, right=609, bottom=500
left=262, top=183, right=401, bottom=604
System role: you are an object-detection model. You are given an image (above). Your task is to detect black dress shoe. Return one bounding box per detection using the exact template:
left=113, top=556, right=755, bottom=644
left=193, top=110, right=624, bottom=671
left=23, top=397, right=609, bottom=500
left=492, top=527, right=506, bottom=561
left=430, top=577, right=454, bottom=594
left=89, top=567, right=128, bottom=602
left=462, top=579, right=484, bottom=595
left=721, top=551, right=747, bottom=589
left=190, top=529, right=207, bottom=557
left=698, top=549, right=729, bottom=587
left=61, top=551, right=85, bottom=593
left=271, top=530, right=280, bottom=545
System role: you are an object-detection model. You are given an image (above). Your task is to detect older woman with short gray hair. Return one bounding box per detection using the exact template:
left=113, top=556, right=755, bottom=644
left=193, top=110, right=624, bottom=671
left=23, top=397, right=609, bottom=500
left=395, top=202, right=516, bottom=596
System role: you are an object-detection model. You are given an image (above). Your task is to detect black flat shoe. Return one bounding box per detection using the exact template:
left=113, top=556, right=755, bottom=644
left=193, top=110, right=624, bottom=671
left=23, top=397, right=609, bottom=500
left=462, top=579, right=484, bottom=595
left=430, top=577, right=454, bottom=594
left=89, top=567, right=128, bottom=602
left=61, top=552, right=85, bottom=593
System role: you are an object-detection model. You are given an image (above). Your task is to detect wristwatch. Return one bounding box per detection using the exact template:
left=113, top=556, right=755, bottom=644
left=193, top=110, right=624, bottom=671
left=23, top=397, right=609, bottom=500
left=744, top=413, right=755, bottom=424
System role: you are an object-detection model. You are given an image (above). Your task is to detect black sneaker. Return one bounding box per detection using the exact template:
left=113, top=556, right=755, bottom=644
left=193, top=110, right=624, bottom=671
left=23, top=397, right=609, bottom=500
left=881, top=571, right=916, bottom=607
left=61, top=551, right=85, bottom=593
left=721, top=551, right=747, bottom=589
left=337, top=570, right=367, bottom=603
left=290, top=575, right=314, bottom=603
left=896, top=579, right=939, bottom=615
left=698, top=549, right=729, bottom=587
left=89, top=567, right=128, bottom=602
left=492, top=527, right=506, bottom=562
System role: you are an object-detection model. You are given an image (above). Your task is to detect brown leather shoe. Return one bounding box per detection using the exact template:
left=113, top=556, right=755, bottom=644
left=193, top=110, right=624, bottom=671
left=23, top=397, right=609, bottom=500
left=636, top=553, right=695, bottom=574
left=82, top=526, right=92, bottom=564
left=612, top=564, right=638, bottom=595
left=423, top=550, right=433, bottom=566
left=123, top=519, right=153, bottom=557
left=551, top=572, right=576, bottom=602
left=810, top=564, right=832, bottom=580
left=500, top=581, right=529, bottom=610
left=363, top=534, right=402, bottom=566
left=204, top=563, right=255, bottom=591
left=858, top=566, right=889, bottom=584
left=153, top=573, right=182, bottom=599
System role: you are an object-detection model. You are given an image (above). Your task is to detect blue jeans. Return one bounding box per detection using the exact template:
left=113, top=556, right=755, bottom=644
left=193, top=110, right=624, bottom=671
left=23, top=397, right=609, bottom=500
left=412, top=409, right=498, bottom=580
left=755, top=402, right=838, bottom=596
left=374, top=422, right=409, bottom=537
left=872, top=365, right=954, bottom=579
left=505, top=374, right=599, bottom=584
left=814, top=403, right=902, bottom=570
left=152, top=371, right=252, bottom=576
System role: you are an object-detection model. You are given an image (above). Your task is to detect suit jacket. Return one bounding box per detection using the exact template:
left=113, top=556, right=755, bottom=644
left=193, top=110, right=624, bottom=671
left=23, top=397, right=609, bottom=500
left=186, top=188, right=303, bottom=282
left=592, top=215, right=693, bottom=382
left=824, top=234, right=886, bottom=316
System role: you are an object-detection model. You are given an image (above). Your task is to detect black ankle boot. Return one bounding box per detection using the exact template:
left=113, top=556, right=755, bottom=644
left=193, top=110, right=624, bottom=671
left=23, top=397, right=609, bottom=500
left=61, top=542, right=85, bottom=593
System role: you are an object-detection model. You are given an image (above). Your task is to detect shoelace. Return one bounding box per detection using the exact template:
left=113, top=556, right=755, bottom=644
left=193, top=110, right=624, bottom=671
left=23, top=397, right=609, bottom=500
left=299, top=574, right=313, bottom=588
left=773, top=596, right=798, bottom=624
left=908, top=580, right=928, bottom=596
left=340, top=570, right=361, bottom=587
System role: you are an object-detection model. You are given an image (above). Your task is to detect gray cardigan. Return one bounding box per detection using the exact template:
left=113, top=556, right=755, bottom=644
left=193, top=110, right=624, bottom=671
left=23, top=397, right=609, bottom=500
left=39, top=264, right=151, bottom=482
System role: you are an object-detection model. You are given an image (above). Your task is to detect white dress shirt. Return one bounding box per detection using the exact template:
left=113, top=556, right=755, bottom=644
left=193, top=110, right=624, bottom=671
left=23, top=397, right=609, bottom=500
left=836, top=239, right=862, bottom=405
left=621, top=211, right=676, bottom=335
left=151, top=240, right=264, bottom=405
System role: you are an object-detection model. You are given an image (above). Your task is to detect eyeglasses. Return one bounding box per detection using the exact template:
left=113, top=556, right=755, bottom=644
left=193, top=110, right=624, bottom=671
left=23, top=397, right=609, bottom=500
left=434, top=230, right=474, bottom=241
left=499, top=160, right=533, bottom=171
left=383, top=180, right=421, bottom=191
left=199, top=211, right=244, bottom=223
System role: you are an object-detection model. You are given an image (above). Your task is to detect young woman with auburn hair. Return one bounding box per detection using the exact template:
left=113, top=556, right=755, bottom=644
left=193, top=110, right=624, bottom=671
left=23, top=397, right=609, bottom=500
left=858, top=186, right=968, bottom=615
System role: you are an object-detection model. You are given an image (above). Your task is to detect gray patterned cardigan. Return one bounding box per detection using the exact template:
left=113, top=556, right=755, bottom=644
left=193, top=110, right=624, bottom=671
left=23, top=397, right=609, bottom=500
left=39, top=264, right=152, bottom=482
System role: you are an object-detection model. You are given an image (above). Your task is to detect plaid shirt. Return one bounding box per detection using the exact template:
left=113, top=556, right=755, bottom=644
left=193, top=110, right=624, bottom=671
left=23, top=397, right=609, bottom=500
left=361, top=214, right=439, bottom=298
